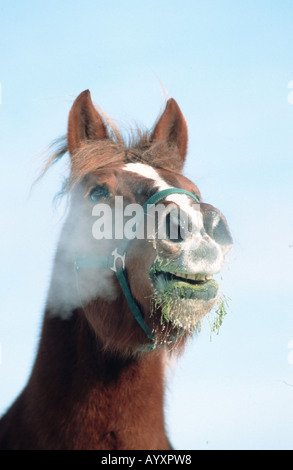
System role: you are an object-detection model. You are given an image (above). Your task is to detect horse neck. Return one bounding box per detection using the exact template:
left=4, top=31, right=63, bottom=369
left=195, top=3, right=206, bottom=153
left=27, top=304, right=169, bottom=449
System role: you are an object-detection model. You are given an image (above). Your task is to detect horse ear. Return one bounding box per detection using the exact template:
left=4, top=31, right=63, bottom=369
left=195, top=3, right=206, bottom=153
left=151, top=98, right=188, bottom=166
left=67, top=90, right=108, bottom=155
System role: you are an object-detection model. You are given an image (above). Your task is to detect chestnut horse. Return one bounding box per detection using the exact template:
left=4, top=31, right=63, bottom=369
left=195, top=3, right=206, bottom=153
left=0, top=90, right=232, bottom=450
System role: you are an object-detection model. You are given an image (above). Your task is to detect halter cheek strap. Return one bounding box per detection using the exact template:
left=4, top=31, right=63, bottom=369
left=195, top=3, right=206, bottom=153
left=74, top=188, right=200, bottom=349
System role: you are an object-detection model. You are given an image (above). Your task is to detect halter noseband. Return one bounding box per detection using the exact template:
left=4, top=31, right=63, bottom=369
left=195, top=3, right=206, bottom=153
left=74, top=188, right=200, bottom=350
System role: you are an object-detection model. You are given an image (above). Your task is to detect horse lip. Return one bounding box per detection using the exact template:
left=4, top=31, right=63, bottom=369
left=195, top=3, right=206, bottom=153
left=151, top=270, right=219, bottom=305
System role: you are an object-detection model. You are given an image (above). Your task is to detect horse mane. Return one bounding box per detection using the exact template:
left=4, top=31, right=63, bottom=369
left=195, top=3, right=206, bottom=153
left=38, top=111, right=183, bottom=196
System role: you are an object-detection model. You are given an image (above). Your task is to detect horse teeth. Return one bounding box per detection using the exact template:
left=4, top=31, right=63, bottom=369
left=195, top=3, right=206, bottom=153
left=171, top=272, right=212, bottom=281
left=173, top=272, right=187, bottom=279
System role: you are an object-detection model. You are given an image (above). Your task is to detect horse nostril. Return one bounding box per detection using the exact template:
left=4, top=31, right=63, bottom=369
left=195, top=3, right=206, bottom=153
left=204, top=210, right=233, bottom=247
left=213, top=217, right=233, bottom=246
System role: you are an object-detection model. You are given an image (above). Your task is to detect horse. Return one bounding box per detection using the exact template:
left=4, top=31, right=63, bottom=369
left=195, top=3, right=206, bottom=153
left=0, top=90, right=233, bottom=450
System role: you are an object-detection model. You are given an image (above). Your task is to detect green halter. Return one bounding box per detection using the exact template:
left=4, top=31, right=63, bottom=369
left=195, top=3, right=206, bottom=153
left=74, top=188, right=200, bottom=349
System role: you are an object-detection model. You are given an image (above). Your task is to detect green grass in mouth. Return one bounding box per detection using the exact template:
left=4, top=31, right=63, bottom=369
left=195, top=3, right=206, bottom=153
left=149, top=263, right=230, bottom=336
left=167, top=278, right=218, bottom=298
left=152, top=277, right=219, bottom=330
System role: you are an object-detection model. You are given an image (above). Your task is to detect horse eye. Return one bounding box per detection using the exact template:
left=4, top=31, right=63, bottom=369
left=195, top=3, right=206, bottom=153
left=88, top=185, right=110, bottom=203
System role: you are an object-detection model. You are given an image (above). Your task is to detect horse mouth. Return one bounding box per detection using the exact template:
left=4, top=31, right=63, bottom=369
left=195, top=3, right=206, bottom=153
left=150, top=268, right=219, bottom=332
left=152, top=270, right=218, bottom=300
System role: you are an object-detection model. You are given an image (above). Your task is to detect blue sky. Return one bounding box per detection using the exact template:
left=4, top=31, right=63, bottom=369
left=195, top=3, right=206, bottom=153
left=1, top=0, right=293, bottom=450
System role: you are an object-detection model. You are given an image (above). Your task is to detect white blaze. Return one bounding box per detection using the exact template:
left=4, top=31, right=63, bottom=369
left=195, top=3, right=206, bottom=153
left=123, top=163, right=203, bottom=232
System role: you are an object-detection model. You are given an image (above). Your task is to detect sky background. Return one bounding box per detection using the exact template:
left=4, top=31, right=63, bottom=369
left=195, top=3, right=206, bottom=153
left=0, top=0, right=293, bottom=450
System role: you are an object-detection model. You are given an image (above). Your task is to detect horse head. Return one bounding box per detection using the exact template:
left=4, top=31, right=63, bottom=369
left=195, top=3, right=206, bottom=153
left=48, top=90, right=233, bottom=355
